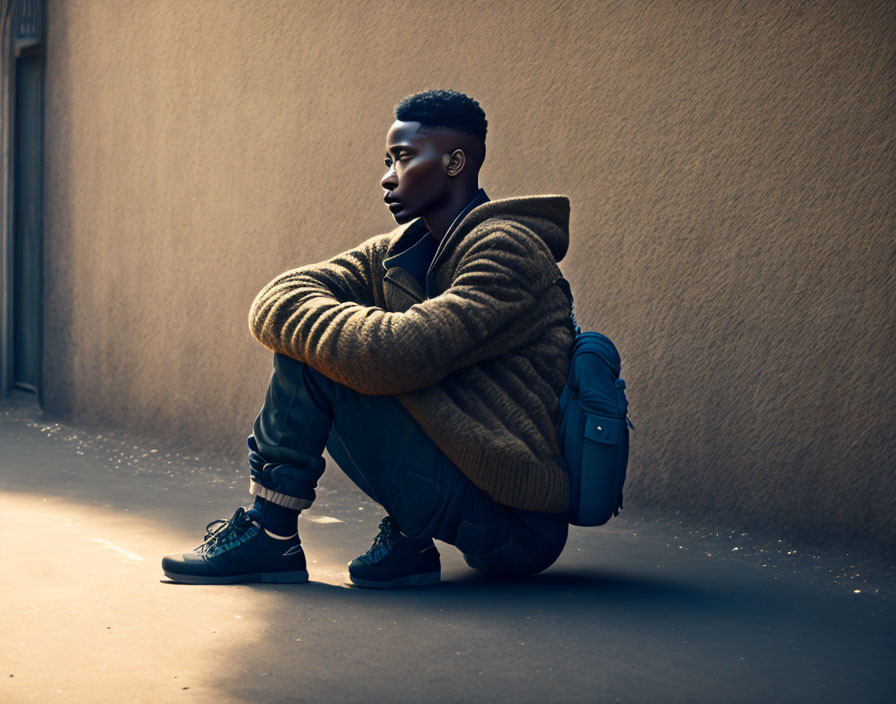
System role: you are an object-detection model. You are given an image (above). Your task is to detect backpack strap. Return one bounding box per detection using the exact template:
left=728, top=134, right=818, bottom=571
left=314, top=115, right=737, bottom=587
left=553, top=276, right=581, bottom=336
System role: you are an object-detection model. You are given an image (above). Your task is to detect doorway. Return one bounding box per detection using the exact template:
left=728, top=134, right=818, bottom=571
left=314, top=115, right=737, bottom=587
left=12, top=48, right=43, bottom=395
left=3, top=0, right=45, bottom=401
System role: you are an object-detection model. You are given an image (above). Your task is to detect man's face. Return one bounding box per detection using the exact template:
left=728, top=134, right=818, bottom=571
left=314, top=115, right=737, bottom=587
left=381, top=120, right=452, bottom=224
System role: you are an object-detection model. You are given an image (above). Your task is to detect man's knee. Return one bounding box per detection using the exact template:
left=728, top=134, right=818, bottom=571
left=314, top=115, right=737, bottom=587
left=273, top=352, right=306, bottom=378
left=270, top=353, right=335, bottom=413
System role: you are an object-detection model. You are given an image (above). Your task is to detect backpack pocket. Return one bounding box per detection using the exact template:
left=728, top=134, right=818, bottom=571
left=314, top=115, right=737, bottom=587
left=568, top=411, right=628, bottom=526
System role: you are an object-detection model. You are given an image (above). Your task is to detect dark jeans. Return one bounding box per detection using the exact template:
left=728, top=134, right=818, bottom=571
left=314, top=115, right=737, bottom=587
left=247, top=353, right=569, bottom=579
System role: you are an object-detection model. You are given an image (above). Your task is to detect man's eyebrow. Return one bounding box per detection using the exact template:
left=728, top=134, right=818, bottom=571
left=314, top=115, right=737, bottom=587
left=386, top=144, right=415, bottom=157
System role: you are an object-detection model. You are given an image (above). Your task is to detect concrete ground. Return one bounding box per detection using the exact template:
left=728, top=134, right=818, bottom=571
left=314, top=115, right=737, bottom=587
left=1, top=392, right=893, bottom=704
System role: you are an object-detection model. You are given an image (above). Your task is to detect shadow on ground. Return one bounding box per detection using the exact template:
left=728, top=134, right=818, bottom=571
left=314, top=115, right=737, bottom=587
left=2, top=394, right=894, bottom=703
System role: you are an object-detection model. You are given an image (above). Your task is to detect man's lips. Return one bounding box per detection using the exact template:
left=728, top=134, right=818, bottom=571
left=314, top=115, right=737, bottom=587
left=386, top=200, right=403, bottom=212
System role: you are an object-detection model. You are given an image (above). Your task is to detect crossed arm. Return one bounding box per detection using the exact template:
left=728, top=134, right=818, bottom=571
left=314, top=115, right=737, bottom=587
left=248, top=224, right=555, bottom=396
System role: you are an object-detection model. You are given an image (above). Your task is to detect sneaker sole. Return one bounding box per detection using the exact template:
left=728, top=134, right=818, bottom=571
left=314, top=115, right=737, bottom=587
left=349, top=571, right=441, bottom=589
left=162, top=569, right=309, bottom=585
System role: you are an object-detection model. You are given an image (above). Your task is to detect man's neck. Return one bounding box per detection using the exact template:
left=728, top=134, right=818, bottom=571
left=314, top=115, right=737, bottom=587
left=424, top=186, right=481, bottom=243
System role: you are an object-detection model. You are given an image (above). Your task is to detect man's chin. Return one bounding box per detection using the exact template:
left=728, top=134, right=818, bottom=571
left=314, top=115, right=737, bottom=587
left=390, top=209, right=416, bottom=224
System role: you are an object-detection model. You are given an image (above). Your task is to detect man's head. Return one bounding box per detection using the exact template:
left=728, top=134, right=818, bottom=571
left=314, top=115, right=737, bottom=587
left=381, top=89, right=487, bottom=225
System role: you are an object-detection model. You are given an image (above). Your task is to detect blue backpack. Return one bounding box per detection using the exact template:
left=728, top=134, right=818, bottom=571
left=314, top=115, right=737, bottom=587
left=554, top=277, right=634, bottom=526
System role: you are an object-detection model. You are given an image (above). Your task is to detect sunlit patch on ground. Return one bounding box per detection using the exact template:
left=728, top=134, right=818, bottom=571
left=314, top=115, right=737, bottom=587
left=0, top=492, right=347, bottom=702
left=303, top=515, right=345, bottom=524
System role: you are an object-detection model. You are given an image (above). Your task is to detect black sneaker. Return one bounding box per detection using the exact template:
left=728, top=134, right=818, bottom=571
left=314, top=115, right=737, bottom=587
left=348, top=515, right=441, bottom=589
left=161, top=506, right=309, bottom=584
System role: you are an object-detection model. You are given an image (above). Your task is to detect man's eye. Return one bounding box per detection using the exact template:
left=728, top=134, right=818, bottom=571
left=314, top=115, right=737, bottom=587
left=385, top=154, right=410, bottom=167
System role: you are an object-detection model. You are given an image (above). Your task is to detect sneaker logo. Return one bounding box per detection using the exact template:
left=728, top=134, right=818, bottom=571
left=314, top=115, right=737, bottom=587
left=282, top=545, right=304, bottom=557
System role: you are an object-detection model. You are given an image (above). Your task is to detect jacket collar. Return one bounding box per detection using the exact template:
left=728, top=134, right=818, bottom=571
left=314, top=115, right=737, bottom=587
left=444, top=188, right=490, bottom=242
left=383, top=188, right=491, bottom=268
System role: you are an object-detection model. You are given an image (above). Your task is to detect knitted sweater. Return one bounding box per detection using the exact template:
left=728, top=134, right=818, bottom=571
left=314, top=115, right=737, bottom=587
left=248, top=195, right=575, bottom=513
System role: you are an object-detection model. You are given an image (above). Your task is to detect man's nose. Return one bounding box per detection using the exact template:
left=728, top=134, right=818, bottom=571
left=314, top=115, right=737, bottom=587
left=381, top=166, right=397, bottom=190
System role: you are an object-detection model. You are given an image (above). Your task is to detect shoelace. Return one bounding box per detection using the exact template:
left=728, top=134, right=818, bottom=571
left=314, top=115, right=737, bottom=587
left=195, top=506, right=257, bottom=556
left=365, top=516, right=401, bottom=561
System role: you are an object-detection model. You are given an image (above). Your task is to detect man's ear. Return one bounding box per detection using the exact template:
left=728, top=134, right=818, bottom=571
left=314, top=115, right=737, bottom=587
left=444, top=149, right=466, bottom=177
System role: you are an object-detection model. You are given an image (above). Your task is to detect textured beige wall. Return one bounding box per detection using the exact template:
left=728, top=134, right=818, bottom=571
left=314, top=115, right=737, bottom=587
left=42, top=1, right=895, bottom=553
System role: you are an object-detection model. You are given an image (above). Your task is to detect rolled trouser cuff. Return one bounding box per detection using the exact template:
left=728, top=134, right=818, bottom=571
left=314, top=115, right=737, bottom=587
left=247, top=435, right=326, bottom=511
left=248, top=478, right=314, bottom=511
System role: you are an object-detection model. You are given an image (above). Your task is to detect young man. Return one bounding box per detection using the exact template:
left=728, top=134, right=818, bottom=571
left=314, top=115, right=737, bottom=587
left=162, top=89, right=576, bottom=588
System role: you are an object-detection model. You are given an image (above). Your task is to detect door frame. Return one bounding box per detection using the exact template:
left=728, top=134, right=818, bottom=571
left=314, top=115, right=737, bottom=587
left=1, top=0, right=45, bottom=400
left=0, top=1, right=13, bottom=397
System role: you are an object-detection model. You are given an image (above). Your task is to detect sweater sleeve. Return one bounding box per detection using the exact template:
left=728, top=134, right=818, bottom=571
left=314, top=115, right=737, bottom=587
left=249, top=223, right=556, bottom=395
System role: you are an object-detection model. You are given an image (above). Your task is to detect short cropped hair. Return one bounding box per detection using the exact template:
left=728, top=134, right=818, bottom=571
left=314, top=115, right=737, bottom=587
left=394, top=89, right=487, bottom=146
